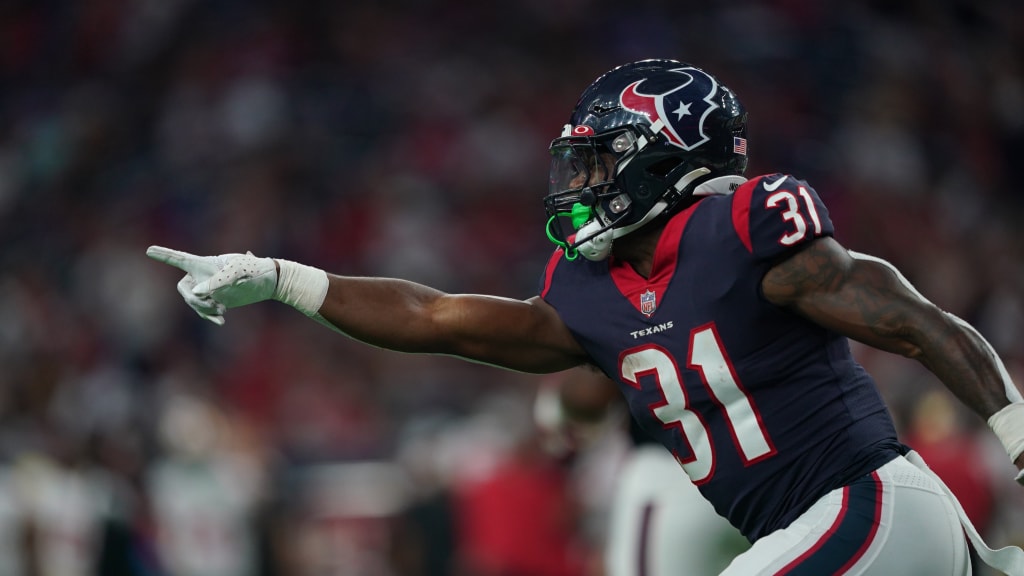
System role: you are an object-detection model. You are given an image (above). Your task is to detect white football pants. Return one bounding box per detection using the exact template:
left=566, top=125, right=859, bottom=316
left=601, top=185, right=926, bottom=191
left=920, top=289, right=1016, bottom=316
left=721, top=453, right=971, bottom=575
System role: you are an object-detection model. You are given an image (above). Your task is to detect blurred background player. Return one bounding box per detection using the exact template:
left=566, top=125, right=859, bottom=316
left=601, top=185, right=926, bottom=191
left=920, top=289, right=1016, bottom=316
left=535, top=366, right=749, bottom=576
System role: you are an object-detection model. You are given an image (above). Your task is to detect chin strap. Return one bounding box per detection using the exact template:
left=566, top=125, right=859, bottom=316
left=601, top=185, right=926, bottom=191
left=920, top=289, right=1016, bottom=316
left=609, top=201, right=667, bottom=240
left=601, top=168, right=730, bottom=245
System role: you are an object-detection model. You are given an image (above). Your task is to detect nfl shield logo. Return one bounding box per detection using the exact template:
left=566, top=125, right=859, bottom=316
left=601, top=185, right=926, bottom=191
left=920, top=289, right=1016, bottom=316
left=640, top=289, right=657, bottom=316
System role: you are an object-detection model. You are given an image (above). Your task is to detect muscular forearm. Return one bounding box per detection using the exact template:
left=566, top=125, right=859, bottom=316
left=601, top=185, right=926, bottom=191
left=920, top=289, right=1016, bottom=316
left=315, top=275, right=588, bottom=373
left=915, top=311, right=1024, bottom=470
left=906, top=309, right=1020, bottom=420
left=823, top=250, right=1024, bottom=470
left=316, top=275, right=455, bottom=353
left=764, top=239, right=1022, bottom=422
left=836, top=253, right=1022, bottom=420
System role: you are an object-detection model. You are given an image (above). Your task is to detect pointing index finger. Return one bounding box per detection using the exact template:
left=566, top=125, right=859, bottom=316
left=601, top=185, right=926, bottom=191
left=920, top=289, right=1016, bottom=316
left=146, top=245, right=203, bottom=273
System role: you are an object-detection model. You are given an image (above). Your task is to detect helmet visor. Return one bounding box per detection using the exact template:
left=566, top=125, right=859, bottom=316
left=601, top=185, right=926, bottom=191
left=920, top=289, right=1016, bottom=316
left=545, top=128, right=640, bottom=250
left=547, top=141, right=609, bottom=202
left=547, top=127, right=639, bottom=205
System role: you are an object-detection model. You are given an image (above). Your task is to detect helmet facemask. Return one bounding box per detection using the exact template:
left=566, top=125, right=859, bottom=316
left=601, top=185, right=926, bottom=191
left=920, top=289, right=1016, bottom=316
left=545, top=127, right=639, bottom=261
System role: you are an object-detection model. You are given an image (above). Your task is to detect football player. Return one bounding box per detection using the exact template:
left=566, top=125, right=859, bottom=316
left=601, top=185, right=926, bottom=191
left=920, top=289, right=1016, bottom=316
left=149, top=60, right=1024, bottom=575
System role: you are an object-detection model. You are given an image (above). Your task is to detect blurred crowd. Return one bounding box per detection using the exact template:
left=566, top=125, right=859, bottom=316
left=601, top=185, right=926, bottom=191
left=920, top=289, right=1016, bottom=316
left=0, top=0, right=1022, bottom=574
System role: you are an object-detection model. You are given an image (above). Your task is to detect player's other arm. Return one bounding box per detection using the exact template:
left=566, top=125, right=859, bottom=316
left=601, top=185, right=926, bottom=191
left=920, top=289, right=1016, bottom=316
left=761, top=237, right=1024, bottom=468
left=534, top=367, right=623, bottom=455
left=318, top=274, right=589, bottom=373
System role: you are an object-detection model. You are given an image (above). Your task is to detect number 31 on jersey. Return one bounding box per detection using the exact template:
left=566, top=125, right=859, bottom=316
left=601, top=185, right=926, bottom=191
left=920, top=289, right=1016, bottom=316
left=766, top=185, right=823, bottom=246
left=620, top=324, right=776, bottom=484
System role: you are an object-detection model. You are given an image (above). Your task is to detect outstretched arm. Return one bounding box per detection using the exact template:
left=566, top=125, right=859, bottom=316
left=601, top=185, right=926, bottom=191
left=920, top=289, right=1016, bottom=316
left=317, top=275, right=589, bottom=373
left=147, top=246, right=589, bottom=374
left=761, top=236, right=1024, bottom=468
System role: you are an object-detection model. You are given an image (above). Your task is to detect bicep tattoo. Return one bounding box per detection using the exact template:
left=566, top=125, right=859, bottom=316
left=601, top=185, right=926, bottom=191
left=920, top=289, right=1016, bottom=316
left=762, top=237, right=852, bottom=305
left=763, top=237, right=924, bottom=348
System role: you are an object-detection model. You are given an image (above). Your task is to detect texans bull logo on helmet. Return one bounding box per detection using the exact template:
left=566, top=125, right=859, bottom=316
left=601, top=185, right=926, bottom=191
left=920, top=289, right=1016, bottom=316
left=619, top=66, right=719, bottom=151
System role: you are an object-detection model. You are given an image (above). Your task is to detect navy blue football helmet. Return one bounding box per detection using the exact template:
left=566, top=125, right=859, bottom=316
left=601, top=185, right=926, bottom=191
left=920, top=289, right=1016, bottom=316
left=545, top=59, right=748, bottom=260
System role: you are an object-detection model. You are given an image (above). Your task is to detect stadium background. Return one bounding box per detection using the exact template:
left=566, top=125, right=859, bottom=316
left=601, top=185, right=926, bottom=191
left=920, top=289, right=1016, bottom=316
left=0, top=0, right=1021, bottom=574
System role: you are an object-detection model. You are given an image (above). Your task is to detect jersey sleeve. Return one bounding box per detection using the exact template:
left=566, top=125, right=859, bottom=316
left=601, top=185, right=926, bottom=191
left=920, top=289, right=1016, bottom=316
left=730, top=173, right=834, bottom=262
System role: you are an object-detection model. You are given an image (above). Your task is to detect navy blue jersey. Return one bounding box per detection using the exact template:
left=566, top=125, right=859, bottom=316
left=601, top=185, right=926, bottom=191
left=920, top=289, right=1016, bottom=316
left=540, top=174, right=902, bottom=542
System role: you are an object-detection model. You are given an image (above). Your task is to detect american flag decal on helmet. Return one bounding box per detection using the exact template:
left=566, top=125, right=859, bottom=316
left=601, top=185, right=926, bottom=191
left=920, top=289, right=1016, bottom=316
left=640, top=289, right=657, bottom=316
left=733, top=136, right=747, bottom=155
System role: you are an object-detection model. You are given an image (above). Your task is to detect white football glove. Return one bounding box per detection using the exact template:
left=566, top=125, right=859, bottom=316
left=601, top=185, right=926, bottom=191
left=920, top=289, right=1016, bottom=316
left=147, top=245, right=330, bottom=326
left=146, top=246, right=277, bottom=325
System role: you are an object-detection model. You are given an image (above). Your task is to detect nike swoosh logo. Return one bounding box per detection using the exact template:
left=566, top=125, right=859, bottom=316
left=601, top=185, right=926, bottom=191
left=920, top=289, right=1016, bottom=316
left=762, top=174, right=788, bottom=191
